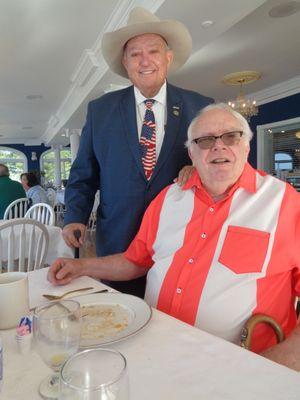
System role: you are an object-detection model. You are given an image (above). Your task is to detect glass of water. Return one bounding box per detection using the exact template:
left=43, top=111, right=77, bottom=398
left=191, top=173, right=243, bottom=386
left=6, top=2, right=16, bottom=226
left=33, top=300, right=82, bottom=399
left=59, top=348, right=129, bottom=400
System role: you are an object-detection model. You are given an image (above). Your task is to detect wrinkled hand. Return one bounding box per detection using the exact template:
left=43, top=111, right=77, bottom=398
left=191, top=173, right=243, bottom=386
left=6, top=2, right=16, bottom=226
left=174, top=165, right=195, bottom=187
left=62, top=223, right=86, bottom=248
left=47, top=258, right=85, bottom=286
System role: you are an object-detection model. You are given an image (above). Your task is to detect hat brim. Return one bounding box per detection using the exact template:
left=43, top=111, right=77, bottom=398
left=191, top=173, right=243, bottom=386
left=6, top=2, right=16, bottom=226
left=101, top=20, right=192, bottom=78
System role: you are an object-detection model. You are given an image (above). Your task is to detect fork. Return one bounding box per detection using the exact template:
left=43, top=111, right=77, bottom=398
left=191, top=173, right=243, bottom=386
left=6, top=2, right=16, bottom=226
left=42, top=286, right=95, bottom=300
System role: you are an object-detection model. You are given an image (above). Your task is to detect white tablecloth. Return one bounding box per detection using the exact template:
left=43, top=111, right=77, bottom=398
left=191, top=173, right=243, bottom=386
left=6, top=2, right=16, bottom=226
left=0, top=221, right=74, bottom=267
left=1, top=270, right=300, bottom=399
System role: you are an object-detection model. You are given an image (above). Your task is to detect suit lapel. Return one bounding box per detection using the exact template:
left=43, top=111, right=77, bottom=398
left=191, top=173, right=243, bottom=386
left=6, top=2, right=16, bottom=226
left=120, top=86, right=146, bottom=179
left=150, top=83, right=182, bottom=182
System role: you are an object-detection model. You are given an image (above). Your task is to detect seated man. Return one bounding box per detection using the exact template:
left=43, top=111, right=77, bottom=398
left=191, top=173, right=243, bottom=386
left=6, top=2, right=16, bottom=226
left=48, top=103, right=300, bottom=370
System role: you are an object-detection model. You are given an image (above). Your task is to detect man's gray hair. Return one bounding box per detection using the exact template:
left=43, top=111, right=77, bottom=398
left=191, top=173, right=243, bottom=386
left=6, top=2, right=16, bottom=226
left=185, top=103, right=253, bottom=148
left=0, top=163, right=9, bottom=177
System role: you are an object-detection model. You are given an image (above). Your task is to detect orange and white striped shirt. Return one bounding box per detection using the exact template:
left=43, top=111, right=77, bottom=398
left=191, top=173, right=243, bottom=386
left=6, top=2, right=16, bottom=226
left=125, top=163, right=300, bottom=352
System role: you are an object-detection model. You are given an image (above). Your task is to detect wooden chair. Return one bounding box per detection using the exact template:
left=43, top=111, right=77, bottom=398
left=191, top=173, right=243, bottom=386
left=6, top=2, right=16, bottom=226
left=3, top=198, right=30, bottom=220
left=25, top=203, right=55, bottom=226
left=0, top=218, right=49, bottom=272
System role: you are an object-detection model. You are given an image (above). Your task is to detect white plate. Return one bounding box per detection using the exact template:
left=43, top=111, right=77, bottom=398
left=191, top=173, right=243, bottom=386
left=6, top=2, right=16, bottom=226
left=74, top=292, right=152, bottom=348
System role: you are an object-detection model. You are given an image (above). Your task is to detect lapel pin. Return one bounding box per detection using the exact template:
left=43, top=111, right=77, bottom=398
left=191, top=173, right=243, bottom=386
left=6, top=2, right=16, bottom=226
left=172, top=106, right=180, bottom=116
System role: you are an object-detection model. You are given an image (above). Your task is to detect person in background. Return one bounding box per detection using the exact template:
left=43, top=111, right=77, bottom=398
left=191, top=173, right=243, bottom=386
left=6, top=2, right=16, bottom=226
left=20, top=172, right=49, bottom=205
left=62, top=6, right=213, bottom=297
left=49, top=103, right=300, bottom=371
left=0, top=164, right=26, bottom=218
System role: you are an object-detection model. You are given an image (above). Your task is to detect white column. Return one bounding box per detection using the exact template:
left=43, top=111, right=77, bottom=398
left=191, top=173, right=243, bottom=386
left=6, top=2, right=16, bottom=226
left=69, top=129, right=81, bottom=163
left=52, top=145, right=62, bottom=188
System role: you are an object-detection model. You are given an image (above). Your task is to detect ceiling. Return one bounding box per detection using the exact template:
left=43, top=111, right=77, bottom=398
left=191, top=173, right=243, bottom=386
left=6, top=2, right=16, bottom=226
left=1, top=0, right=300, bottom=146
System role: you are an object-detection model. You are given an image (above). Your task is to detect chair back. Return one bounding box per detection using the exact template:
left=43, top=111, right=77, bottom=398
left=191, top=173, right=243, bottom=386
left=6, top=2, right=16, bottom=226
left=25, top=203, right=55, bottom=226
left=0, top=218, right=49, bottom=272
left=54, top=202, right=65, bottom=227
left=46, top=188, right=57, bottom=207
left=3, top=198, right=30, bottom=220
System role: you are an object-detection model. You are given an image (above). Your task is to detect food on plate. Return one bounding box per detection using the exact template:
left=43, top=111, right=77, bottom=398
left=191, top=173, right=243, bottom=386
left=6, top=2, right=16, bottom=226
left=80, top=303, right=129, bottom=339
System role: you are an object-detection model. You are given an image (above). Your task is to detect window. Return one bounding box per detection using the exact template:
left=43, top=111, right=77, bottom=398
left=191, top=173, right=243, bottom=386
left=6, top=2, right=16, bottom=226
left=274, top=152, right=293, bottom=171
left=0, top=147, right=27, bottom=180
left=40, top=148, right=71, bottom=185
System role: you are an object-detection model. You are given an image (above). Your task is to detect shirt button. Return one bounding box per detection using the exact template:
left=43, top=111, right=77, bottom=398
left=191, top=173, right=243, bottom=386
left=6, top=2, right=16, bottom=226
left=201, top=233, right=207, bottom=239
left=176, top=288, right=182, bottom=294
left=188, top=258, right=194, bottom=264
left=209, top=207, right=214, bottom=212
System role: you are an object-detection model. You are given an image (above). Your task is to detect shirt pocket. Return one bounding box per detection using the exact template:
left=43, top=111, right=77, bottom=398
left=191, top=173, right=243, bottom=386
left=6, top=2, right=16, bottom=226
left=218, top=225, right=270, bottom=274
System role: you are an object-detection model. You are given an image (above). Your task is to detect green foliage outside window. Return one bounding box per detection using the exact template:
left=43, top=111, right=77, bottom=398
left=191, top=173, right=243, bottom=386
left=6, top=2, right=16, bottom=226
left=0, top=148, right=26, bottom=181
left=41, top=148, right=71, bottom=185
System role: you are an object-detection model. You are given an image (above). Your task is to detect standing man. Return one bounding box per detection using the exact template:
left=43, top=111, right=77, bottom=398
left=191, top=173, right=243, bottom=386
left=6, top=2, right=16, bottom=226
left=63, top=7, right=213, bottom=297
left=0, top=164, right=26, bottom=218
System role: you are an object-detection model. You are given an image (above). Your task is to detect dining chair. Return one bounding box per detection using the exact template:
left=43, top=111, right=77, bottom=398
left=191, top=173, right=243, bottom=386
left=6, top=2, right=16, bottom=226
left=54, top=202, right=65, bottom=227
left=46, top=188, right=57, bottom=208
left=0, top=218, right=49, bottom=272
left=24, top=203, right=55, bottom=226
left=3, top=198, right=30, bottom=220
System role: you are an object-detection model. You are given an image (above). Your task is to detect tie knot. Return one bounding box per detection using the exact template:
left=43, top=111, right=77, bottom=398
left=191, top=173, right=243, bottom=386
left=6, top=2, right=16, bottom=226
left=144, top=99, right=155, bottom=109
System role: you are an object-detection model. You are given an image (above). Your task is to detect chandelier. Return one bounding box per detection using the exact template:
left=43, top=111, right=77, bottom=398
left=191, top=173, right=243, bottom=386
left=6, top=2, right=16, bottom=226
left=222, top=71, right=261, bottom=121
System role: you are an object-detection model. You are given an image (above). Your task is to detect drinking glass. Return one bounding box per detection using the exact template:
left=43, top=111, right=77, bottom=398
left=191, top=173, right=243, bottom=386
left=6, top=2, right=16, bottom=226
left=33, top=300, right=82, bottom=399
left=59, top=348, right=129, bottom=400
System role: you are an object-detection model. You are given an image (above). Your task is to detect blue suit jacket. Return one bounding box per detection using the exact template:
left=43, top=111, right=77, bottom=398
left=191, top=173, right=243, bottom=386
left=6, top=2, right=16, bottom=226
left=65, top=83, right=213, bottom=256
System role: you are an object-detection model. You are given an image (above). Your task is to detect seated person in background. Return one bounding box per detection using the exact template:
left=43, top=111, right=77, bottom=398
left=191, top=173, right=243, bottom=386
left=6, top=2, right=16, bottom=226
left=0, top=164, right=26, bottom=218
left=20, top=172, right=49, bottom=205
left=48, top=103, right=300, bottom=371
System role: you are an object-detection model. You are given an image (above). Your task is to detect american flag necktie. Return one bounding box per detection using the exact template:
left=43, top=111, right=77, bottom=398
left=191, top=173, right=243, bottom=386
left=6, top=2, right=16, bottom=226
left=140, top=99, right=156, bottom=180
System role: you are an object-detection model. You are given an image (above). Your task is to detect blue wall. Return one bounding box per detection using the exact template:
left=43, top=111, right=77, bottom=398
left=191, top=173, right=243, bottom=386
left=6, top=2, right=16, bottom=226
left=248, top=93, right=300, bottom=167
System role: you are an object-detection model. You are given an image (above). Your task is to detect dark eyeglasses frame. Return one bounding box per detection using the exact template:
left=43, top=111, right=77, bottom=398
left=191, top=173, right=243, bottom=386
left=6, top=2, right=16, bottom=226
left=192, top=131, right=244, bottom=149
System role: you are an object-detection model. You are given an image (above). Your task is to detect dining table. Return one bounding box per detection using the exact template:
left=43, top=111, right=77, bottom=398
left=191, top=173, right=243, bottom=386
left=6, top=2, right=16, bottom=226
left=1, top=267, right=300, bottom=399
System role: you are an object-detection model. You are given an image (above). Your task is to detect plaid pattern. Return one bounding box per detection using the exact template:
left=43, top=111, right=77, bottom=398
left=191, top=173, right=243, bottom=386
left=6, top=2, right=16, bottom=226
left=140, top=99, right=156, bottom=180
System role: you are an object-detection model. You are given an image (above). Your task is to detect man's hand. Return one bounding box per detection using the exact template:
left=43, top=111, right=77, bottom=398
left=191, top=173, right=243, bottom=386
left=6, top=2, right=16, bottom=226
left=47, top=258, right=85, bottom=286
left=174, top=165, right=195, bottom=187
left=62, top=223, right=86, bottom=248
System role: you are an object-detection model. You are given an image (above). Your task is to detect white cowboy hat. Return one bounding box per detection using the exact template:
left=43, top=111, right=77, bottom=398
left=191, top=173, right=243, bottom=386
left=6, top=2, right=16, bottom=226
left=101, top=7, right=192, bottom=78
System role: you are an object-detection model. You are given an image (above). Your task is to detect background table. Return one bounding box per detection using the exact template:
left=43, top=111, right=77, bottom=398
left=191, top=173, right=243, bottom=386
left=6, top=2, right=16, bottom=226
left=0, top=221, right=74, bottom=266
left=1, top=271, right=300, bottom=399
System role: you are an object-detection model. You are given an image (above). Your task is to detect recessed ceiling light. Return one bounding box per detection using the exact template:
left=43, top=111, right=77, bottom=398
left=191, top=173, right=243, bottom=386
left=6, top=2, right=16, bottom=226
left=201, top=20, right=214, bottom=28
left=25, top=94, right=43, bottom=100
left=22, top=126, right=33, bottom=130
left=269, top=1, right=300, bottom=17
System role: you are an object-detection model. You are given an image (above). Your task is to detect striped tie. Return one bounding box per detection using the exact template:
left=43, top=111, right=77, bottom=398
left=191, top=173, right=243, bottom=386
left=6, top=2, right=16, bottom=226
left=140, top=99, right=156, bottom=180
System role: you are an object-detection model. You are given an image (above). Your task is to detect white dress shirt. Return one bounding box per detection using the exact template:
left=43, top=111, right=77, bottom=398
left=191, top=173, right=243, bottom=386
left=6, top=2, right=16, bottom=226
left=134, top=81, right=167, bottom=159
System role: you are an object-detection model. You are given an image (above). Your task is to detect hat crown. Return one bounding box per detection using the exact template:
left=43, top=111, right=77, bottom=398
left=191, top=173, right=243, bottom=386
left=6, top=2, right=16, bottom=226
left=127, top=7, right=160, bottom=26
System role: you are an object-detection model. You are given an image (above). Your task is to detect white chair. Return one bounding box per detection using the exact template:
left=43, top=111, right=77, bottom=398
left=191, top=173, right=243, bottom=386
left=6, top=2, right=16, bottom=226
left=3, top=198, right=30, bottom=220
left=0, top=218, right=49, bottom=272
left=87, top=211, right=97, bottom=233
left=54, top=202, right=65, bottom=227
left=46, top=188, right=57, bottom=208
left=25, top=203, right=55, bottom=226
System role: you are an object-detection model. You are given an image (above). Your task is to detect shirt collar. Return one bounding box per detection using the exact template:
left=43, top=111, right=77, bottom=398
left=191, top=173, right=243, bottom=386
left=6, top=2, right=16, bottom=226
left=183, top=162, right=257, bottom=196
left=134, top=81, right=167, bottom=106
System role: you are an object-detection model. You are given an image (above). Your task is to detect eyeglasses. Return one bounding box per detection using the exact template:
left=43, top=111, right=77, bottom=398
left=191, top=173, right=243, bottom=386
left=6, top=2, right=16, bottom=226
left=192, top=131, right=244, bottom=150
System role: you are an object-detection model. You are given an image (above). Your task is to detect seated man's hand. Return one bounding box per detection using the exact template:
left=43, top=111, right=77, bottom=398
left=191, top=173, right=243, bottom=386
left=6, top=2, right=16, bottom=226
left=62, top=223, right=86, bottom=248
left=174, top=165, right=195, bottom=187
left=47, top=258, right=85, bottom=286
